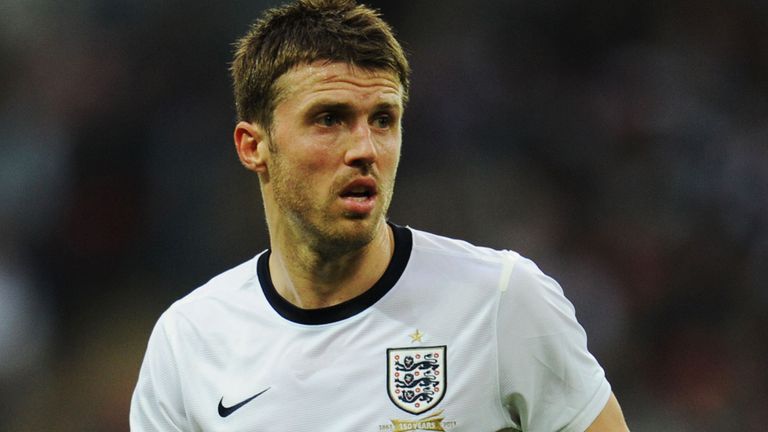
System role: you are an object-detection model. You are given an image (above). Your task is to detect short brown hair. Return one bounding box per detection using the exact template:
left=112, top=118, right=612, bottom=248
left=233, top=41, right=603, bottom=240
left=230, top=0, right=410, bottom=128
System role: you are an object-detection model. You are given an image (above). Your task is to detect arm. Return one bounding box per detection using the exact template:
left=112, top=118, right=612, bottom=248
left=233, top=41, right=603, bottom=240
left=130, top=312, right=188, bottom=431
left=585, top=393, right=629, bottom=432
left=497, top=253, right=623, bottom=431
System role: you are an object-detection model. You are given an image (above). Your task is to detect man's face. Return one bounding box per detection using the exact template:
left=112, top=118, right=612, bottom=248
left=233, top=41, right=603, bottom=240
left=262, top=61, right=403, bottom=252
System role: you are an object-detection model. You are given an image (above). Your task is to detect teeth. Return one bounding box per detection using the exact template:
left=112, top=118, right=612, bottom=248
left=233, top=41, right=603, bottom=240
left=343, top=186, right=372, bottom=197
left=342, top=190, right=371, bottom=199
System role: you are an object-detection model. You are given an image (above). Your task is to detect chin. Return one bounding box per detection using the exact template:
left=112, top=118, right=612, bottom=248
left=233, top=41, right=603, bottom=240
left=310, top=216, right=382, bottom=255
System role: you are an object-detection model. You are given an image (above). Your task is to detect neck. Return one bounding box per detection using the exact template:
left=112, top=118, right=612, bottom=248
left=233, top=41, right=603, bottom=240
left=268, top=220, right=394, bottom=309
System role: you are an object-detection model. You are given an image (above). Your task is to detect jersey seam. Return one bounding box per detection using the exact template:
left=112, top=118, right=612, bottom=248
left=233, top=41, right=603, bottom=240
left=492, top=251, right=521, bottom=429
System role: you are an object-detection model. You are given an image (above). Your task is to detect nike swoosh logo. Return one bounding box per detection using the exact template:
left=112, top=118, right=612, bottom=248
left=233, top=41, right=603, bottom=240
left=218, top=387, right=271, bottom=418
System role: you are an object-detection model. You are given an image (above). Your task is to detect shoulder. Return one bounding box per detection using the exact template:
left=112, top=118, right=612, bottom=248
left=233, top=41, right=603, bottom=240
left=180, top=254, right=260, bottom=301
left=408, top=227, right=520, bottom=267
left=160, top=254, right=263, bottom=327
left=405, top=227, right=571, bottom=319
left=406, top=226, right=533, bottom=289
left=409, top=227, right=562, bottom=295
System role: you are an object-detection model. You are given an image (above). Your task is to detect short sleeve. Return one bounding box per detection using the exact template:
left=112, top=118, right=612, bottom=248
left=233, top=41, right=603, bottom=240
left=496, top=254, right=611, bottom=432
left=130, top=311, right=188, bottom=432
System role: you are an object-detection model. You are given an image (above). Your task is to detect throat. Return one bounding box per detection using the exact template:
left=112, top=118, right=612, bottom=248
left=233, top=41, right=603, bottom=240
left=269, top=223, right=394, bottom=309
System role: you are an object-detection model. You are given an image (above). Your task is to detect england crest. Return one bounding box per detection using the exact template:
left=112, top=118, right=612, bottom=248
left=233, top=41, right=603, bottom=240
left=387, top=346, right=446, bottom=414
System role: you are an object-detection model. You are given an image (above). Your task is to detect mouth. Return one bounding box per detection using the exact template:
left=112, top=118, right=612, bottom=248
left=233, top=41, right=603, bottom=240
left=340, top=178, right=378, bottom=199
left=338, top=178, right=378, bottom=214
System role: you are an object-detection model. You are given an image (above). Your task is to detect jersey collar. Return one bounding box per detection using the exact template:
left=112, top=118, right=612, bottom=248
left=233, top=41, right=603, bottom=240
left=257, top=222, right=412, bottom=325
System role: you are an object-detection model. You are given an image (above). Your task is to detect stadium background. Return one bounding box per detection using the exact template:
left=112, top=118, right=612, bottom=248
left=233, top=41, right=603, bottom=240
left=1, top=0, right=767, bottom=430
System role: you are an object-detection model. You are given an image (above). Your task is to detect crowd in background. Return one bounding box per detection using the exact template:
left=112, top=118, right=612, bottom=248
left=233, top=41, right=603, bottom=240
left=1, top=0, right=767, bottom=430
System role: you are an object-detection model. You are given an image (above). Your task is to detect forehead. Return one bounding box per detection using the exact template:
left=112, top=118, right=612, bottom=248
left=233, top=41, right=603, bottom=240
left=274, top=61, right=403, bottom=109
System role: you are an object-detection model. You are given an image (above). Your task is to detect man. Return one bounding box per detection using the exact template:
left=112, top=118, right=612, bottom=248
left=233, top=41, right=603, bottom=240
left=130, top=0, right=630, bottom=430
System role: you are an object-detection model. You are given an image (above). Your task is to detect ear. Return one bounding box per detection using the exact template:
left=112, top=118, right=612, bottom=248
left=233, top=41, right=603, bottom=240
left=234, top=121, right=269, bottom=173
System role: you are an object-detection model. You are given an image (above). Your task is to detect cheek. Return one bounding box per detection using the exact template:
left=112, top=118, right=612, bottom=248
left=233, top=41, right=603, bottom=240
left=379, top=140, right=402, bottom=170
left=300, top=155, right=336, bottom=184
left=282, top=152, right=338, bottom=192
left=274, top=137, right=336, bottom=175
left=293, top=134, right=341, bottom=169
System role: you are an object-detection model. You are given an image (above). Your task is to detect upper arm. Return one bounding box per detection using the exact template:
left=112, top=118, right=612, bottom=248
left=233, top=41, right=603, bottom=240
left=497, top=254, right=614, bottom=431
left=130, top=313, right=188, bottom=431
left=585, top=393, right=629, bottom=432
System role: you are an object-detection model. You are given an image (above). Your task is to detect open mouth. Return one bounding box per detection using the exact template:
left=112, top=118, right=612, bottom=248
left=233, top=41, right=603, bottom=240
left=340, top=178, right=378, bottom=200
left=341, top=187, right=375, bottom=200
left=339, top=178, right=378, bottom=213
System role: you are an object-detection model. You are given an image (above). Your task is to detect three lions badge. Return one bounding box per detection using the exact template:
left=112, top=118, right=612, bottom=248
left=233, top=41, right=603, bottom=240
left=387, top=346, right=446, bottom=414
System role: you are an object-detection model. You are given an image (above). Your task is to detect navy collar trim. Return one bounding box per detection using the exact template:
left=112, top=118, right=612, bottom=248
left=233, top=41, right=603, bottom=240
left=257, top=223, right=412, bottom=325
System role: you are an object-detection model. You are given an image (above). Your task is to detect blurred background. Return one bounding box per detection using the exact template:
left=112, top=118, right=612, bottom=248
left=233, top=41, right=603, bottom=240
left=1, top=0, right=767, bottom=430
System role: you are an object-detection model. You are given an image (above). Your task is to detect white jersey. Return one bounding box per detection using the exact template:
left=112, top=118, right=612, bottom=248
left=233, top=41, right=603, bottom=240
left=131, top=224, right=611, bottom=431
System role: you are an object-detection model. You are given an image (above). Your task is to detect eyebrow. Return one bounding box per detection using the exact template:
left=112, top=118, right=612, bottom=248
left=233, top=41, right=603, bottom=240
left=304, top=99, right=402, bottom=115
left=306, top=101, right=354, bottom=114
left=372, top=101, right=402, bottom=112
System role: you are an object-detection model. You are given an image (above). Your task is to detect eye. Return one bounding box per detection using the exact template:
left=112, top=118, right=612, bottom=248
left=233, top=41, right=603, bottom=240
left=372, top=113, right=392, bottom=129
left=316, top=113, right=341, bottom=127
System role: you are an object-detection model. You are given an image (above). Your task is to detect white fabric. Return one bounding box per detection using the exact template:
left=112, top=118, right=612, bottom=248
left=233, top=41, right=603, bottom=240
left=131, top=226, right=611, bottom=431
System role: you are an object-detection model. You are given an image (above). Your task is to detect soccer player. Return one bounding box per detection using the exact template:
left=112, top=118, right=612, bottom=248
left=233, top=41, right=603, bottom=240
left=130, top=0, right=630, bottom=430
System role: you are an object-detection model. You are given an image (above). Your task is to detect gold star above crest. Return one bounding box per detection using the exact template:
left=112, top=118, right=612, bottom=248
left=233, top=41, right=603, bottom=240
left=409, top=329, right=424, bottom=343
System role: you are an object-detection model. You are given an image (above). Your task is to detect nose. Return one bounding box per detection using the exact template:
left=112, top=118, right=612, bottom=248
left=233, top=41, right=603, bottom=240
left=344, top=122, right=377, bottom=168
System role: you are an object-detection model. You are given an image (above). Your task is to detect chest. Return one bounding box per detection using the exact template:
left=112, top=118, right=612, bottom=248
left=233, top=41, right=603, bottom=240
left=178, top=313, right=511, bottom=431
